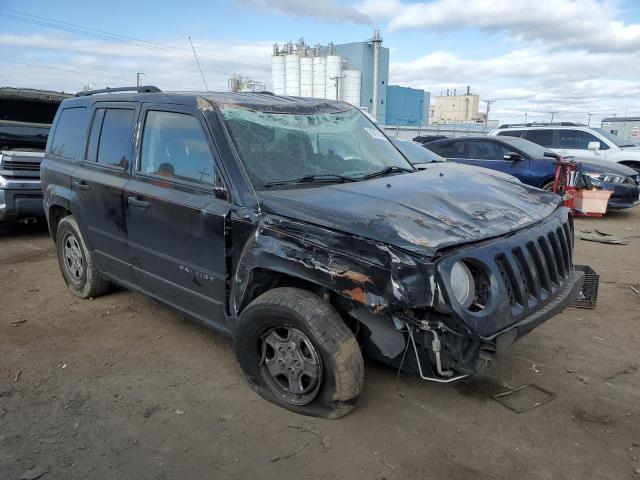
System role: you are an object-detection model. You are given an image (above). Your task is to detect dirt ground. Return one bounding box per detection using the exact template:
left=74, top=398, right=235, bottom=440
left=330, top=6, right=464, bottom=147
left=1, top=209, right=639, bottom=480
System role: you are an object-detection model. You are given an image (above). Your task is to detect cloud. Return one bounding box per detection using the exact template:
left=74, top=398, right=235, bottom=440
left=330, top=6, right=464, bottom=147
left=0, top=33, right=272, bottom=93
left=389, top=46, right=640, bottom=121
left=356, top=0, right=640, bottom=52
left=236, top=0, right=373, bottom=25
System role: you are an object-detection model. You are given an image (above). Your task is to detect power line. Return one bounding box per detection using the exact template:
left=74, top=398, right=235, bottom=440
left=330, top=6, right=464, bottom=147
left=0, top=58, right=199, bottom=91
left=0, top=7, right=270, bottom=70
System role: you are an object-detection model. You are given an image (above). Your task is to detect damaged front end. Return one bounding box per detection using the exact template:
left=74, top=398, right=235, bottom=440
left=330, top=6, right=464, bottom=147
left=350, top=207, right=586, bottom=381
left=231, top=204, right=586, bottom=383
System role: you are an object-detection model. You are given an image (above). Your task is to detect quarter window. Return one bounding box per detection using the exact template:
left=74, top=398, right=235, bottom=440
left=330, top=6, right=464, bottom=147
left=50, top=107, right=87, bottom=159
left=139, top=111, right=215, bottom=186
left=497, top=130, right=524, bottom=138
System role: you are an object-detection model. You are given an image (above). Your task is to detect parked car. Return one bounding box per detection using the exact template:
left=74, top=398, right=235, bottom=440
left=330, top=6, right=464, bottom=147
left=390, top=137, right=446, bottom=165
left=489, top=122, right=640, bottom=172
left=424, top=136, right=640, bottom=210
left=42, top=87, right=589, bottom=418
left=0, top=87, right=70, bottom=222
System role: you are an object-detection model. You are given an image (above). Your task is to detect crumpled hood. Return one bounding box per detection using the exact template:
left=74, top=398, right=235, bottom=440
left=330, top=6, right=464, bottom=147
left=258, top=163, right=561, bottom=257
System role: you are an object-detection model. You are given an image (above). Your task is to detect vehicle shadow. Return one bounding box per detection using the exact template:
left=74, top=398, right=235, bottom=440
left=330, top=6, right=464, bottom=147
left=0, top=219, right=49, bottom=237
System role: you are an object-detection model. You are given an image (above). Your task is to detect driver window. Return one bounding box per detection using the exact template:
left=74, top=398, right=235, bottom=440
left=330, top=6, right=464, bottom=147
left=140, top=110, right=216, bottom=185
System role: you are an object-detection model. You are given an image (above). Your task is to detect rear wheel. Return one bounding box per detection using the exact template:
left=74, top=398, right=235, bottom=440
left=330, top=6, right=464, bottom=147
left=233, top=287, right=364, bottom=418
left=55, top=215, right=110, bottom=298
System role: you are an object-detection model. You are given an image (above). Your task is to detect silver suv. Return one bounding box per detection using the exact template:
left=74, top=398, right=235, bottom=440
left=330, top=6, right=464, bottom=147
left=489, top=122, right=640, bottom=172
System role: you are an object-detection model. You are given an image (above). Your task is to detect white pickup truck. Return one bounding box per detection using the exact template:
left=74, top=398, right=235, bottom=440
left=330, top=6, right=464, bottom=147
left=0, top=88, right=69, bottom=222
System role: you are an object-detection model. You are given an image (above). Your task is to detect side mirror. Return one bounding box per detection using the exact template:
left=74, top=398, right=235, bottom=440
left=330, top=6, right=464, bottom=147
left=503, top=152, right=522, bottom=161
left=587, top=141, right=600, bottom=151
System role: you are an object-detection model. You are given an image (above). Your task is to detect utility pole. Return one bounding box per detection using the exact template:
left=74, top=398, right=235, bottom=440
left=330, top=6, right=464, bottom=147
left=587, top=112, right=593, bottom=126
left=329, top=75, right=343, bottom=101
left=524, top=113, right=528, bottom=124
left=549, top=111, right=557, bottom=123
left=625, top=105, right=629, bottom=118
left=136, top=72, right=145, bottom=87
left=484, top=100, right=495, bottom=127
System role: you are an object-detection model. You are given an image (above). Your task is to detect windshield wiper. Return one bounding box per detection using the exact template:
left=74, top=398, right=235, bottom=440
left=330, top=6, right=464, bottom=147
left=362, top=165, right=414, bottom=180
left=264, top=174, right=357, bottom=188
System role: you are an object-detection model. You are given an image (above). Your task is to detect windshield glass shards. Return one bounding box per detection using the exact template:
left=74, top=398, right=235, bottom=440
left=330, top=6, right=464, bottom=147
left=220, top=107, right=414, bottom=189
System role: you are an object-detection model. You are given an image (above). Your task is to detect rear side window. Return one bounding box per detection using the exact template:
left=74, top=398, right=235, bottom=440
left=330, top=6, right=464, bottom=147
left=523, top=129, right=554, bottom=148
left=497, top=130, right=524, bottom=138
left=429, top=140, right=467, bottom=158
left=97, top=109, right=135, bottom=167
left=139, top=110, right=215, bottom=186
left=50, top=107, right=87, bottom=159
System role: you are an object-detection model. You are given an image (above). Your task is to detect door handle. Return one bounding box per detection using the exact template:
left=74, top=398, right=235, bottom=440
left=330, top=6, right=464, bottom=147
left=73, top=180, right=91, bottom=191
left=127, top=196, right=149, bottom=209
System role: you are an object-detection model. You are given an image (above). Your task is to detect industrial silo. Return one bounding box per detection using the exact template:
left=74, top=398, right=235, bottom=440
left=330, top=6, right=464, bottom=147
left=300, top=55, right=313, bottom=97
left=271, top=48, right=286, bottom=95
left=284, top=44, right=300, bottom=96
left=312, top=55, right=326, bottom=98
left=340, top=69, right=361, bottom=106
left=325, top=54, right=342, bottom=100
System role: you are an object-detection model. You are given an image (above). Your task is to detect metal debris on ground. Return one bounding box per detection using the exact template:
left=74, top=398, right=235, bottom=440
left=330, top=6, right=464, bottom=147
left=12, top=318, right=27, bottom=326
left=631, top=286, right=640, bottom=295
left=14, top=370, right=21, bottom=382
left=269, top=441, right=309, bottom=462
left=174, top=409, right=185, bottom=415
left=578, top=230, right=629, bottom=245
left=492, top=384, right=556, bottom=414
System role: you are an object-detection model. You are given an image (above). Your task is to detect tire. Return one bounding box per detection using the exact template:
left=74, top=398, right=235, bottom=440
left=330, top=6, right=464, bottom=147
left=55, top=215, right=110, bottom=299
left=233, top=287, right=365, bottom=419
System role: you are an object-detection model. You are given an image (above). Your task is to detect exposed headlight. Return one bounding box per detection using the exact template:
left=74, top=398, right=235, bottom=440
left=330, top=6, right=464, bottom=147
left=450, top=261, right=475, bottom=308
left=585, top=172, right=627, bottom=184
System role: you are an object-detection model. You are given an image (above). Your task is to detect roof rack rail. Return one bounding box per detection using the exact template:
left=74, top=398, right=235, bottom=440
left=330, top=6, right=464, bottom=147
left=499, top=122, right=585, bottom=128
left=76, top=85, right=161, bottom=97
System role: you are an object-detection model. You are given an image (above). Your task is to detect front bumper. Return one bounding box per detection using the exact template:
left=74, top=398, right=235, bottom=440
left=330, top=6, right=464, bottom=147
left=0, top=180, right=44, bottom=221
left=601, top=182, right=640, bottom=210
left=494, top=267, right=585, bottom=351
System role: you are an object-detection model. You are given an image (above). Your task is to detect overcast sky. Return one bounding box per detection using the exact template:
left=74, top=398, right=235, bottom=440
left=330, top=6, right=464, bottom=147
left=1, top=0, right=639, bottom=125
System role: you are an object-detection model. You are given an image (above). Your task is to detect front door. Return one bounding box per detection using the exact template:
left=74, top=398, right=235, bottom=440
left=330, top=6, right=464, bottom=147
left=124, top=104, right=231, bottom=333
left=554, top=129, right=610, bottom=163
left=71, top=102, right=137, bottom=282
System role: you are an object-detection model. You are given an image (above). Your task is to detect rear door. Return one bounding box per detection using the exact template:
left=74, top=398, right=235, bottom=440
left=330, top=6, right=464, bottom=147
left=71, top=102, right=137, bottom=282
left=123, top=103, right=231, bottom=333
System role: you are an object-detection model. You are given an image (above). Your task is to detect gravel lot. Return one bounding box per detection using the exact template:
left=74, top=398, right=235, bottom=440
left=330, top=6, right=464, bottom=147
left=1, top=209, right=639, bottom=480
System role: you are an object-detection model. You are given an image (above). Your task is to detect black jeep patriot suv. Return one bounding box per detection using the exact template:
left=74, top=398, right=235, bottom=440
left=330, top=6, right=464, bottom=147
left=41, top=86, right=587, bottom=418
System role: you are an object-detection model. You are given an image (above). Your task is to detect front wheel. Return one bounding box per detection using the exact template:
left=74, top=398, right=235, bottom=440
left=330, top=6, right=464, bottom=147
left=233, top=287, right=364, bottom=418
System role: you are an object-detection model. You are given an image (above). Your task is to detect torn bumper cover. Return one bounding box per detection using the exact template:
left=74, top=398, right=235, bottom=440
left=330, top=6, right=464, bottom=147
left=352, top=207, right=589, bottom=379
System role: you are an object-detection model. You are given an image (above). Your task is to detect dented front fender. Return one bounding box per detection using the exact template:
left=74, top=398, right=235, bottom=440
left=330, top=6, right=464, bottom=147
left=229, top=214, right=437, bottom=317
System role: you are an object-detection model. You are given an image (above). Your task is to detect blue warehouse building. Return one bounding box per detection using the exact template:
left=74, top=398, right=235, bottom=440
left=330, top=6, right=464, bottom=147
left=385, top=85, right=430, bottom=126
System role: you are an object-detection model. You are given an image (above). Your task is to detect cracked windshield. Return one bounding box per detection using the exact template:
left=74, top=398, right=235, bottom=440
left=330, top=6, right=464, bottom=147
left=220, top=107, right=413, bottom=189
